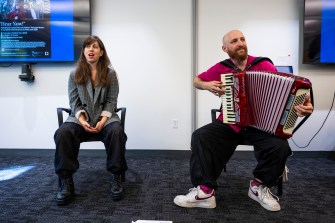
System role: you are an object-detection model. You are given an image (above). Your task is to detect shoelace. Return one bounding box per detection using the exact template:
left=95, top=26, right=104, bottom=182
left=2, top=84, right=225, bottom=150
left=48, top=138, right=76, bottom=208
left=111, top=175, right=121, bottom=188
left=60, top=178, right=73, bottom=191
left=262, top=187, right=279, bottom=201
left=186, top=188, right=198, bottom=198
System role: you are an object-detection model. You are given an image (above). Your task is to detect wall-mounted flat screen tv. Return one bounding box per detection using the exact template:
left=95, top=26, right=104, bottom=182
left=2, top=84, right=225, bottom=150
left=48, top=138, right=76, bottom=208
left=303, top=0, right=335, bottom=64
left=0, top=0, right=91, bottom=63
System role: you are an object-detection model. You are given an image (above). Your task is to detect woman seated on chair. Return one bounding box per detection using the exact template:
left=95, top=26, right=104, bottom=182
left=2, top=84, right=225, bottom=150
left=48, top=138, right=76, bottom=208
left=54, top=35, right=127, bottom=205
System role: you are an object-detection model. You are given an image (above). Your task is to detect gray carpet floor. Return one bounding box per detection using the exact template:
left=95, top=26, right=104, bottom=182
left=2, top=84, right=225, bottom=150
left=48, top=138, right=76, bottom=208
left=0, top=149, right=334, bottom=223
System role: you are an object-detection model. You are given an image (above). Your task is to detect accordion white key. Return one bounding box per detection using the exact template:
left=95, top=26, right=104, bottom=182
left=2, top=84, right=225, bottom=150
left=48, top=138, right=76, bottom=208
left=221, top=71, right=312, bottom=139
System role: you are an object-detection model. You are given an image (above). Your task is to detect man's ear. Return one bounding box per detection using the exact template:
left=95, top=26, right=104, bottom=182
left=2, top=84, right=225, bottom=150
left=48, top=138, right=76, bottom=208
left=222, top=45, right=227, bottom=53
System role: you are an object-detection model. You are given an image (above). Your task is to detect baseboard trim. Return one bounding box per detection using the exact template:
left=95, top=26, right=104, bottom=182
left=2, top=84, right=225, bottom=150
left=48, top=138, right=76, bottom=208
left=0, top=149, right=334, bottom=160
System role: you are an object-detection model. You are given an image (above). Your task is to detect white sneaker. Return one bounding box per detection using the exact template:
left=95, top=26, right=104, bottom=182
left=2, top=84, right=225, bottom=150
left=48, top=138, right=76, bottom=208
left=248, top=180, right=281, bottom=211
left=174, top=186, right=216, bottom=208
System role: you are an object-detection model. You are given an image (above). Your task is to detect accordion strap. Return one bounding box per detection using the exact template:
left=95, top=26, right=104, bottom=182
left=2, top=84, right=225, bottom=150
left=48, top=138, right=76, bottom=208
left=220, top=57, right=274, bottom=72
left=292, top=86, right=314, bottom=134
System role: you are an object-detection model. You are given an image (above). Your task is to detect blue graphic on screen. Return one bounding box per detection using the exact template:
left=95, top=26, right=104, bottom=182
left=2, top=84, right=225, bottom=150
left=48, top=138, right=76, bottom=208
left=49, top=0, right=74, bottom=62
left=320, top=0, right=335, bottom=63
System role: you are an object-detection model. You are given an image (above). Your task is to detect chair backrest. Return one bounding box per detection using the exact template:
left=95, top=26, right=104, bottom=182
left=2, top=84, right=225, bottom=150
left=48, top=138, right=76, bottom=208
left=56, top=107, right=126, bottom=142
left=211, top=109, right=221, bottom=123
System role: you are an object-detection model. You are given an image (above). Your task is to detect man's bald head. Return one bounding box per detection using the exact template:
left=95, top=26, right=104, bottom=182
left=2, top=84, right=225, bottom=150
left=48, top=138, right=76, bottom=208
left=222, top=30, right=248, bottom=62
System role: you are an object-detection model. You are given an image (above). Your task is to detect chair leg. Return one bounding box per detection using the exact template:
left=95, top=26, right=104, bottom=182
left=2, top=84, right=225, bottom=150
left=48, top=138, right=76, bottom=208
left=277, top=177, right=283, bottom=196
left=222, top=164, right=233, bottom=189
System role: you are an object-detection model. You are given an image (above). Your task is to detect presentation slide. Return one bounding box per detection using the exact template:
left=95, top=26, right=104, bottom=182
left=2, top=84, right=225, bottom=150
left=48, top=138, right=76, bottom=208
left=0, top=20, right=51, bottom=59
left=0, top=0, right=78, bottom=62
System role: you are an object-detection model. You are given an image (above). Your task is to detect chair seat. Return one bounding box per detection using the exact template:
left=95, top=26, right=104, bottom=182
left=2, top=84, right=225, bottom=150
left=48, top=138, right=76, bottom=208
left=83, top=135, right=103, bottom=142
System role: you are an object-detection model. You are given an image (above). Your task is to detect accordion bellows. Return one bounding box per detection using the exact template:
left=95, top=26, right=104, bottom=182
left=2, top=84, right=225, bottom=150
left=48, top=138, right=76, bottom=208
left=221, top=71, right=311, bottom=139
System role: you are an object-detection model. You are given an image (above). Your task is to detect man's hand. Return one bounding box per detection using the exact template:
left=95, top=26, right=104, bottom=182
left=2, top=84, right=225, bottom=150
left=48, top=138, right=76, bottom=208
left=294, top=94, right=313, bottom=117
left=204, top=81, right=225, bottom=96
left=193, top=76, right=225, bottom=97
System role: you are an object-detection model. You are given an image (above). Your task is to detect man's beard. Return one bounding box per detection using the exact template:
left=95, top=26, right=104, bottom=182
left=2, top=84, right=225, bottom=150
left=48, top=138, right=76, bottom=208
left=228, top=47, right=248, bottom=62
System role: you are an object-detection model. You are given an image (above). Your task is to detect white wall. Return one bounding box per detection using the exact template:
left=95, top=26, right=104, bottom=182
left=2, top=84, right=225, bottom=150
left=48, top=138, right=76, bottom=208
left=0, top=0, right=334, bottom=151
left=0, top=63, right=72, bottom=149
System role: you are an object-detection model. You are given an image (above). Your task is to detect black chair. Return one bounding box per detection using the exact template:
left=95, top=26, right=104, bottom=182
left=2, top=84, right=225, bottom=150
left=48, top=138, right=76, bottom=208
left=56, top=107, right=126, bottom=182
left=211, top=109, right=283, bottom=196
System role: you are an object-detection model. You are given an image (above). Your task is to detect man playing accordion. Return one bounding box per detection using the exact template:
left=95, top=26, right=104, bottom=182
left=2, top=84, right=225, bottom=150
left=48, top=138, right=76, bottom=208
left=174, top=29, right=313, bottom=211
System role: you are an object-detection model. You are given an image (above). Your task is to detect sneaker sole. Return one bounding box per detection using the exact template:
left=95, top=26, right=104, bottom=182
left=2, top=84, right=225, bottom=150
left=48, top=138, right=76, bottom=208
left=248, top=190, right=280, bottom=212
left=111, top=192, right=124, bottom=201
left=173, top=197, right=216, bottom=209
left=56, top=194, right=74, bottom=206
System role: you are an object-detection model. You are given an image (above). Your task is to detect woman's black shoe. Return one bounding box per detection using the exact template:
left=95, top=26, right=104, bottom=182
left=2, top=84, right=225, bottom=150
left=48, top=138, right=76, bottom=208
left=56, top=177, right=75, bottom=205
left=110, top=174, right=123, bottom=201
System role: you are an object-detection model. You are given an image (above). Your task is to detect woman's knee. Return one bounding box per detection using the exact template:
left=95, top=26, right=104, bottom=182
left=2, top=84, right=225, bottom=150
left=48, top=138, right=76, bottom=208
left=54, top=125, right=74, bottom=142
left=105, top=122, right=127, bottom=140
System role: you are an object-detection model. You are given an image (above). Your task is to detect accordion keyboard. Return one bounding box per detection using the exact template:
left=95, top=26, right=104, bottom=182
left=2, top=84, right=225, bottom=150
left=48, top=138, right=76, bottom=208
left=221, top=73, right=236, bottom=124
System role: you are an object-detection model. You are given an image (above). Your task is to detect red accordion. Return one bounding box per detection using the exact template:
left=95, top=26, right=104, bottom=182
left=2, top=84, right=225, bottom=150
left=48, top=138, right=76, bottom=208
left=221, top=71, right=312, bottom=139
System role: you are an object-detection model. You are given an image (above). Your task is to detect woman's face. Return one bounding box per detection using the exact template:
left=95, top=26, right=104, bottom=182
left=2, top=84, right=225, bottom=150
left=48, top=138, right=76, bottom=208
left=83, top=40, right=103, bottom=64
